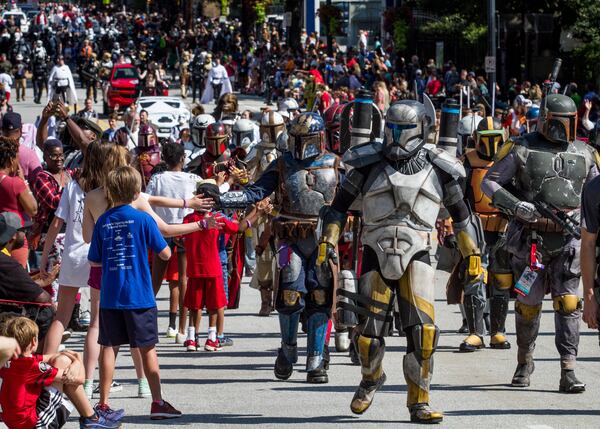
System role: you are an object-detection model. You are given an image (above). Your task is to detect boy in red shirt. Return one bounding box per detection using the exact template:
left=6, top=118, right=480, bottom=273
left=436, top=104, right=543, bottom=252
left=182, top=179, right=271, bottom=351
left=0, top=316, right=121, bottom=429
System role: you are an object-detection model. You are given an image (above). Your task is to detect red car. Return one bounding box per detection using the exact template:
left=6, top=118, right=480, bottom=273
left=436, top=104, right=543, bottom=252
left=104, top=63, right=140, bottom=114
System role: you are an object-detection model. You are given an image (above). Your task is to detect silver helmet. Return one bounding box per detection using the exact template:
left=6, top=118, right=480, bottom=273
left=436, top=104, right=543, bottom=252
left=457, top=113, right=483, bottom=151
left=259, top=111, right=286, bottom=148
left=278, top=97, right=300, bottom=121
left=287, top=112, right=325, bottom=160
left=190, top=114, right=215, bottom=148
left=231, top=118, right=257, bottom=150
left=383, top=100, right=432, bottom=161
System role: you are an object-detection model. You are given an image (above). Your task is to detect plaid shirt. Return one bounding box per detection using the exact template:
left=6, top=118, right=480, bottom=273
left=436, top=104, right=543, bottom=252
left=32, top=169, right=74, bottom=229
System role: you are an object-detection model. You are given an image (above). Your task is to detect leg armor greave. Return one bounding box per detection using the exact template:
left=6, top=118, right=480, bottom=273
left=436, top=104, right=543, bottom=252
left=306, top=312, right=329, bottom=371
left=357, top=334, right=386, bottom=382
left=279, top=312, right=300, bottom=359
left=514, top=301, right=542, bottom=364
left=403, top=323, right=440, bottom=407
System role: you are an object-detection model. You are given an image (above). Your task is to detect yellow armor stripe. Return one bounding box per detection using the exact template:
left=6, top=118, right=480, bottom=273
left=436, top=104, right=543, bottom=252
left=594, top=150, right=600, bottom=169
left=552, top=295, right=582, bottom=314
left=399, top=270, right=435, bottom=322
left=491, top=273, right=513, bottom=290
left=421, top=324, right=437, bottom=360
left=515, top=301, right=542, bottom=321
left=369, top=274, right=393, bottom=316
left=322, top=223, right=341, bottom=247
left=407, top=380, right=429, bottom=407
left=494, top=140, right=514, bottom=161
left=456, top=230, right=479, bottom=258
left=357, top=335, right=383, bottom=381
left=487, top=116, right=494, bottom=131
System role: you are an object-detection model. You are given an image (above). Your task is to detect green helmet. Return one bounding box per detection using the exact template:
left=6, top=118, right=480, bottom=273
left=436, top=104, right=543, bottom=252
left=539, top=94, right=577, bottom=144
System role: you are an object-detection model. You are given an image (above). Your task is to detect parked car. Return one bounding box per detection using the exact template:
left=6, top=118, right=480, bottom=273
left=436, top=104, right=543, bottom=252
left=1, top=8, right=29, bottom=33
left=136, top=96, right=191, bottom=140
left=104, top=63, right=140, bottom=114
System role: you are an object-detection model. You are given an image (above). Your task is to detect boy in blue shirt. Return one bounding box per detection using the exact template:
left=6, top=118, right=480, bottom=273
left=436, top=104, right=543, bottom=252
left=88, top=166, right=182, bottom=420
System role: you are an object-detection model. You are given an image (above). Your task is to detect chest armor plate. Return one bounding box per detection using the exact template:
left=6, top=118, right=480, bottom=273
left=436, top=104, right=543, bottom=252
left=278, top=154, right=339, bottom=219
left=518, top=147, right=588, bottom=209
left=361, top=162, right=443, bottom=230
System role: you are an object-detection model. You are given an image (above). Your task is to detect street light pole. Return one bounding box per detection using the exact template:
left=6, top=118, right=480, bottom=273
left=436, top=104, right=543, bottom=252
left=488, top=0, right=496, bottom=114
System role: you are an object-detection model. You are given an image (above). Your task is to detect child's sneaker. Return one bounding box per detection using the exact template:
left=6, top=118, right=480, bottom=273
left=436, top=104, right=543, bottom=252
left=79, top=413, right=122, bottom=428
left=204, top=339, right=222, bottom=351
left=83, top=379, right=94, bottom=399
left=217, top=335, right=234, bottom=347
left=94, top=403, right=125, bottom=422
left=93, top=381, right=122, bottom=395
left=184, top=339, right=197, bottom=351
left=175, top=332, right=186, bottom=344
left=166, top=327, right=177, bottom=338
left=138, top=378, right=151, bottom=398
left=150, top=400, right=182, bottom=420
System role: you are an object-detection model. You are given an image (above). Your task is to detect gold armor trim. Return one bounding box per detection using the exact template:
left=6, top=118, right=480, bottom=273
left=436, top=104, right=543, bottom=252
left=494, top=140, right=514, bottom=161
left=490, top=333, right=508, bottom=345
left=399, top=268, right=435, bottom=322
left=282, top=290, right=301, bottom=307
left=421, top=324, right=437, bottom=360
left=357, top=335, right=384, bottom=381
left=406, top=374, right=429, bottom=406
left=515, top=301, right=542, bottom=321
left=594, top=150, right=600, bottom=168
left=322, top=222, right=342, bottom=247
left=466, top=255, right=485, bottom=277
left=552, top=295, right=582, bottom=314
left=491, top=273, right=513, bottom=290
left=456, top=230, right=479, bottom=258
left=480, top=214, right=508, bottom=232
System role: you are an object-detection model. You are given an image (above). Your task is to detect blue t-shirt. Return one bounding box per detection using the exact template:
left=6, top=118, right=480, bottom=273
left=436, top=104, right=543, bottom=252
left=88, top=204, right=167, bottom=310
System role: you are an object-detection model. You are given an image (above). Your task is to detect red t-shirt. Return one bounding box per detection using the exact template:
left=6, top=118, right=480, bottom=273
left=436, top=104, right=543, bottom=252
left=0, top=174, right=27, bottom=224
left=183, top=212, right=238, bottom=278
left=0, top=354, right=59, bottom=429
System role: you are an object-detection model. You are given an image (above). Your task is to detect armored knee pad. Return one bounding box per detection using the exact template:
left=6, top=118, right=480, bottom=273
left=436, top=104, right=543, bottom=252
left=409, top=323, right=440, bottom=361
left=356, top=334, right=385, bottom=381
left=553, top=294, right=582, bottom=316
left=515, top=301, right=542, bottom=321
left=491, top=272, right=513, bottom=292
left=404, top=324, right=439, bottom=407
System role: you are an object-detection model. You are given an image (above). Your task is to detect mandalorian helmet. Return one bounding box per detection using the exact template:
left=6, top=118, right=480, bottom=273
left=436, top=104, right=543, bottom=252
left=138, top=123, right=158, bottom=147
left=259, top=111, right=286, bottom=148
left=457, top=113, right=483, bottom=151
left=475, top=116, right=507, bottom=160
left=278, top=97, right=300, bottom=122
left=231, top=118, right=257, bottom=150
left=323, top=103, right=346, bottom=155
left=382, top=100, right=431, bottom=161
left=539, top=94, right=578, bottom=144
left=525, top=105, right=540, bottom=133
left=191, top=114, right=215, bottom=148
left=287, top=112, right=325, bottom=160
left=205, top=122, right=229, bottom=157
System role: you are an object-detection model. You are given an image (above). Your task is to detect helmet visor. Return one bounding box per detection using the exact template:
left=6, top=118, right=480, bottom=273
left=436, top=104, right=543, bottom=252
left=206, top=137, right=227, bottom=156
left=546, top=114, right=576, bottom=143
left=289, top=132, right=322, bottom=160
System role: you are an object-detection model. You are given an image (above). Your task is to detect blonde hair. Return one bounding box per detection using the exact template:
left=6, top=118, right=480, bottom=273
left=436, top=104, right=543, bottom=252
left=102, top=144, right=131, bottom=184
left=106, top=166, right=142, bottom=207
left=4, top=316, right=38, bottom=351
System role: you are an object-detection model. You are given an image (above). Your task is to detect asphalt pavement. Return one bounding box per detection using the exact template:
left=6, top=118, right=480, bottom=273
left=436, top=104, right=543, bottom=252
left=10, top=88, right=600, bottom=429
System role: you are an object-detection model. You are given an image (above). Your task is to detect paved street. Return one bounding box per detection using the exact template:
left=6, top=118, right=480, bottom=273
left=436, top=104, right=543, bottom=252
left=11, top=89, right=600, bottom=429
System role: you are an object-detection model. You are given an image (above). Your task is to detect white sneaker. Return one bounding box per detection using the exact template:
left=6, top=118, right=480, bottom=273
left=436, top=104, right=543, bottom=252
left=93, top=381, right=123, bottom=394
left=79, top=310, right=91, bottom=327
left=166, top=327, right=177, bottom=338
left=175, top=332, right=186, bottom=344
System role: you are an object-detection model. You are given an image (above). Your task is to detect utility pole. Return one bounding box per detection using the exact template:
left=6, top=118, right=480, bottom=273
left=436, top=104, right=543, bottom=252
left=487, top=0, right=496, bottom=113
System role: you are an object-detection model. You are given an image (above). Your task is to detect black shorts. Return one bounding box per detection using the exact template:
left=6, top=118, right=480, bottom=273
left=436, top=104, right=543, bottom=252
left=98, top=307, right=159, bottom=348
left=35, top=386, right=71, bottom=429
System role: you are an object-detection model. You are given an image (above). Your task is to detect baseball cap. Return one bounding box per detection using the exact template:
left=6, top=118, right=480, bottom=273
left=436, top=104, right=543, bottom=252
left=0, top=212, right=21, bottom=245
left=2, top=112, right=22, bottom=131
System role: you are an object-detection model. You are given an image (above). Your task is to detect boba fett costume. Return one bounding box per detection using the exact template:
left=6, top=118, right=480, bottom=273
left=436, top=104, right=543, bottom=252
left=319, top=100, right=485, bottom=423
left=481, top=94, right=599, bottom=391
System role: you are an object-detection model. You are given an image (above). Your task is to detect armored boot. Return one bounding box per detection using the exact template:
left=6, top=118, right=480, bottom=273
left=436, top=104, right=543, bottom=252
left=335, top=329, right=351, bottom=352
left=274, top=342, right=297, bottom=380
left=275, top=312, right=300, bottom=380
left=511, top=301, right=541, bottom=387
left=350, top=334, right=386, bottom=414
left=306, top=312, right=329, bottom=384
left=258, top=285, right=273, bottom=317
left=404, top=324, right=443, bottom=424
left=459, top=295, right=485, bottom=352
left=558, top=359, right=585, bottom=393
left=489, top=294, right=511, bottom=349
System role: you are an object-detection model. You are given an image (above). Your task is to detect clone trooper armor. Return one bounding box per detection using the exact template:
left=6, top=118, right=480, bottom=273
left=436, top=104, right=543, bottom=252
left=482, top=94, right=599, bottom=392
left=219, top=113, right=341, bottom=384
left=319, top=100, right=484, bottom=424
left=250, top=111, right=286, bottom=316
left=459, top=117, right=512, bottom=352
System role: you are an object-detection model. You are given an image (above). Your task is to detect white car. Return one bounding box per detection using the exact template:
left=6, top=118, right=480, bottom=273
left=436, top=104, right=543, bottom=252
left=2, top=9, right=29, bottom=33
left=136, top=96, right=191, bottom=140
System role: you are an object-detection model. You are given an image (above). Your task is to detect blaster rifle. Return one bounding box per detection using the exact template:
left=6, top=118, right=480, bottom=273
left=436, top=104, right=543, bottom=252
left=532, top=200, right=580, bottom=240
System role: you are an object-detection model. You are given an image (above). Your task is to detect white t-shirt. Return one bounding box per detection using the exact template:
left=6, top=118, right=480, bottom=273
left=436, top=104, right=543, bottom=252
left=145, top=171, right=201, bottom=224
left=55, top=180, right=90, bottom=287
left=0, top=73, right=13, bottom=93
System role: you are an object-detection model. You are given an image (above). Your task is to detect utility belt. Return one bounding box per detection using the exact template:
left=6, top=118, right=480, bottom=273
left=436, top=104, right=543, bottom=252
left=478, top=213, right=508, bottom=232
left=272, top=219, right=317, bottom=240
left=522, top=217, right=564, bottom=234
